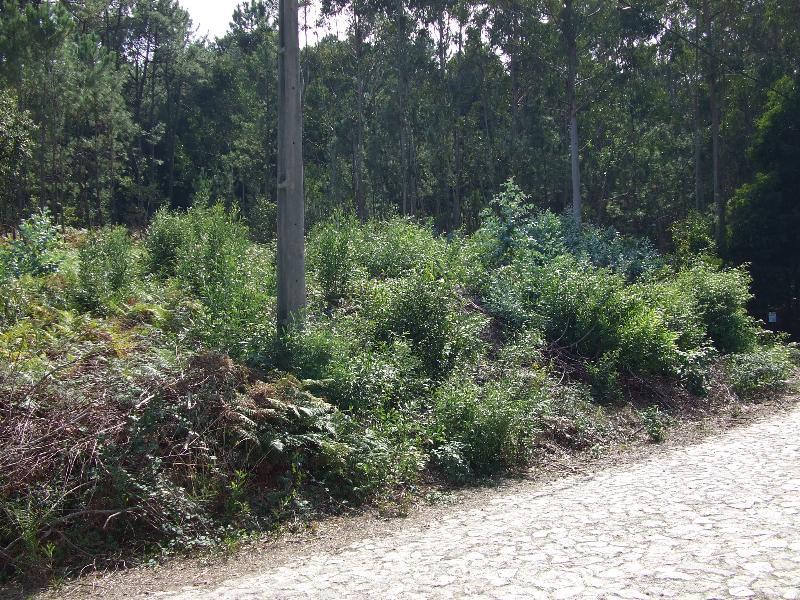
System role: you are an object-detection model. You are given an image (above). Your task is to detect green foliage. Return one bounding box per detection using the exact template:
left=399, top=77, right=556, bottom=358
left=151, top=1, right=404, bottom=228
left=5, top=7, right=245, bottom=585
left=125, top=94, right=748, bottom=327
left=429, top=369, right=603, bottom=476
left=143, top=205, right=276, bottom=358
left=673, top=264, right=756, bottom=353
left=0, top=341, right=419, bottom=578
left=0, top=89, right=35, bottom=223
left=353, top=218, right=453, bottom=280
left=0, top=273, right=70, bottom=332
left=670, top=212, right=718, bottom=267
left=636, top=275, right=707, bottom=352
left=1, top=191, right=794, bottom=583
left=724, top=341, right=799, bottom=399
left=478, top=180, right=557, bottom=265
left=429, top=374, right=542, bottom=475
left=728, top=77, right=800, bottom=334
left=323, top=340, right=428, bottom=412
left=0, top=0, right=798, bottom=582
left=307, top=212, right=363, bottom=302
left=639, top=406, right=672, bottom=443
left=283, top=271, right=485, bottom=411
left=144, top=208, right=191, bottom=277
left=1, top=494, right=59, bottom=584
left=587, top=350, right=623, bottom=404
left=488, top=254, right=679, bottom=377
left=76, top=226, right=134, bottom=311
left=173, top=204, right=251, bottom=295
left=246, top=196, right=277, bottom=244
left=567, top=223, right=663, bottom=281
left=363, top=274, right=486, bottom=380
left=477, top=180, right=662, bottom=281
left=1, top=210, right=62, bottom=278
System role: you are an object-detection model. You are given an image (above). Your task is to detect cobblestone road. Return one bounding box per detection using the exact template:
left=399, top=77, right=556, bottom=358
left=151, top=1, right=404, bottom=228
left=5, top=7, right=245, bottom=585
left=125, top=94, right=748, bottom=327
left=162, top=406, right=800, bottom=599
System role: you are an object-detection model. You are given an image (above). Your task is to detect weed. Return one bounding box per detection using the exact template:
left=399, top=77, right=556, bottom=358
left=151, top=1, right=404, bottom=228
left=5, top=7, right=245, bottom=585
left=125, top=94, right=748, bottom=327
left=639, top=406, right=673, bottom=443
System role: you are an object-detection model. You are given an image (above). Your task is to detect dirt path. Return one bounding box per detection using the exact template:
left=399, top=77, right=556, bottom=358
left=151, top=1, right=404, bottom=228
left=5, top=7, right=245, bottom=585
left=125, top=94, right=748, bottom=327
left=128, top=401, right=800, bottom=599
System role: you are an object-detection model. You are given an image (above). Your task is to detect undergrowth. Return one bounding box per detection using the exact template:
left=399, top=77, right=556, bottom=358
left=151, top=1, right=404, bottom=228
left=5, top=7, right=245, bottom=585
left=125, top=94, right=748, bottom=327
left=1, top=186, right=796, bottom=584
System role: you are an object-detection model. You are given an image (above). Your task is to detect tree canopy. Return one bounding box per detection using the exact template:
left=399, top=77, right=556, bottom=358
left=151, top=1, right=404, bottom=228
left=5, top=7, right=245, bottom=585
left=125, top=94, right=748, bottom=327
left=1, top=0, right=798, bottom=329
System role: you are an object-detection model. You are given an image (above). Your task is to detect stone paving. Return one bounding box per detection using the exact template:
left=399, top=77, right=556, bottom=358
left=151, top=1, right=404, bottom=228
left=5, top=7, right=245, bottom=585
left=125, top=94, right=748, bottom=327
left=161, top=406, right=800, bottom=599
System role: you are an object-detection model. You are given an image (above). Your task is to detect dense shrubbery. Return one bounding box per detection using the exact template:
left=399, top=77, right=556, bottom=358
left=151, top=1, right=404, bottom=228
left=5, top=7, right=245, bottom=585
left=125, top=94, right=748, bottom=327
left=145, top=205, right=276, bottom=359
left=76, top=226, right=135, bottom=311
left=0, top=210, right=62, bottom=279
left=724, top=339, right=799, bottom=398
left=0, top=194, right=796, bottom=583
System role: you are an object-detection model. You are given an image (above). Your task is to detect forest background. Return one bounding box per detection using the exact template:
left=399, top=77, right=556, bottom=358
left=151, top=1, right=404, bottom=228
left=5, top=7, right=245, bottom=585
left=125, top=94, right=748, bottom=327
left=1, top=0, right=799, bottom=332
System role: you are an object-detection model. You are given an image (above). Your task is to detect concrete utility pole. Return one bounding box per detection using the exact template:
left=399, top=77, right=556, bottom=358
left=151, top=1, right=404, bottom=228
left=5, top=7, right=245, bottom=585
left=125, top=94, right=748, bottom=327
left=276, top=0, right=306, bottom=330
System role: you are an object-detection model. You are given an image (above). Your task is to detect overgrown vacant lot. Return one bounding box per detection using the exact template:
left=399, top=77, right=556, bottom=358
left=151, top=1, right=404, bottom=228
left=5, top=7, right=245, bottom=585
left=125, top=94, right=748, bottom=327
left=1, top=184, right=797, bottom=585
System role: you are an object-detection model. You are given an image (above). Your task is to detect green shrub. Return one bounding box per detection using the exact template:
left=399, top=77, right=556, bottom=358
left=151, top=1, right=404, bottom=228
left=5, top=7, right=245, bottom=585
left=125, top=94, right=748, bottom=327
left=587, top=350, right=623, bottom=403
left=429, top=370, right=604, bottom=476
left=676, top=344, right=717, bottom=396
left=144, top=208, right=191, bottom=277
left=363, top=274, right=486, bottom=380
left=307, top=213, right=364, bottom=302
left=281, top=311, right=430, bottom=411
left=246, top=195, right=277, bottom=243
left=353, top=218, right=450, bottom=280
left=76, top=226, right=135, bottom=311
left=189, top=244, right=276, bottom=360
left=4, top=183, right=795, bottom=584
left=670, top=211, right=719, bottom=267
left=476, top=181, right=661, bottom=280
left=639, top=405, right=673, bottom=443
left=635, top=267, right=757, bottom=392
left=636, top=276, right=708, bottom=351
left=149, top=205, right=276, bottom=358
left=325, top=341, right=428, bottom=411
left=174, top=204, right=250, bottom=295
left=0, top=273, right=72, bottom=332
left=451, top=227, right=499, bottom=293
left=568, top=223, right=663, bottom=281
left=674, top=263, right=757, bottom=353
left=429, top=371, right=547, bottom=474
left=488, top=255, right=679, bottom=375
left=277, top=313, right=349, bottom=378
left=724, top=342, right=798, bottom=398
left=477, top=180, right=564, bottom=268
left=142, top=205, right=277, bottom=358
left=310, top=408, right=426, bottom=506
left=0, top=276, right=35, bottom=329
left=1, top=209, right=62, bottom=278
left=429, top=441, right=473, bottom=482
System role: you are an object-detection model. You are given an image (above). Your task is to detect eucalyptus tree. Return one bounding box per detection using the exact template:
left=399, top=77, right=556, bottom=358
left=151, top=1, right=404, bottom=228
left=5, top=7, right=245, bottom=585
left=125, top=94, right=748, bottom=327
left=318, top=0, right=381, bottom=221
left=537, top=0, right=641, bottom=226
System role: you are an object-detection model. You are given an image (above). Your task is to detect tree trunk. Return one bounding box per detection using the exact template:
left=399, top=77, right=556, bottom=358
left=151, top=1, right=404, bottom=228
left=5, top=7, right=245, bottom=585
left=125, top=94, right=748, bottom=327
left=396, top=5, right=412, bottom=216
left=693, top=7, right=703, bottom=211
left=276, top=0, right=306, bottom=330
left=711, top=87, right=723, bottom=250
left=452, top=119, right=462, bottom=229
left=352, top=10, right=367, bottom=221
left=509, top=45, right=518, bottom=174
left=565, top=0, right=581, bottom=226
left=703, top=0, right=724, bottom=253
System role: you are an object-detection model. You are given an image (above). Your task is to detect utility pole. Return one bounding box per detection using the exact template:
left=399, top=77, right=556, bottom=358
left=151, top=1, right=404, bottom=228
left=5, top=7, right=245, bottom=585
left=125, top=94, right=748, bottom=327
left=276, top=0, right=306, bottom=330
